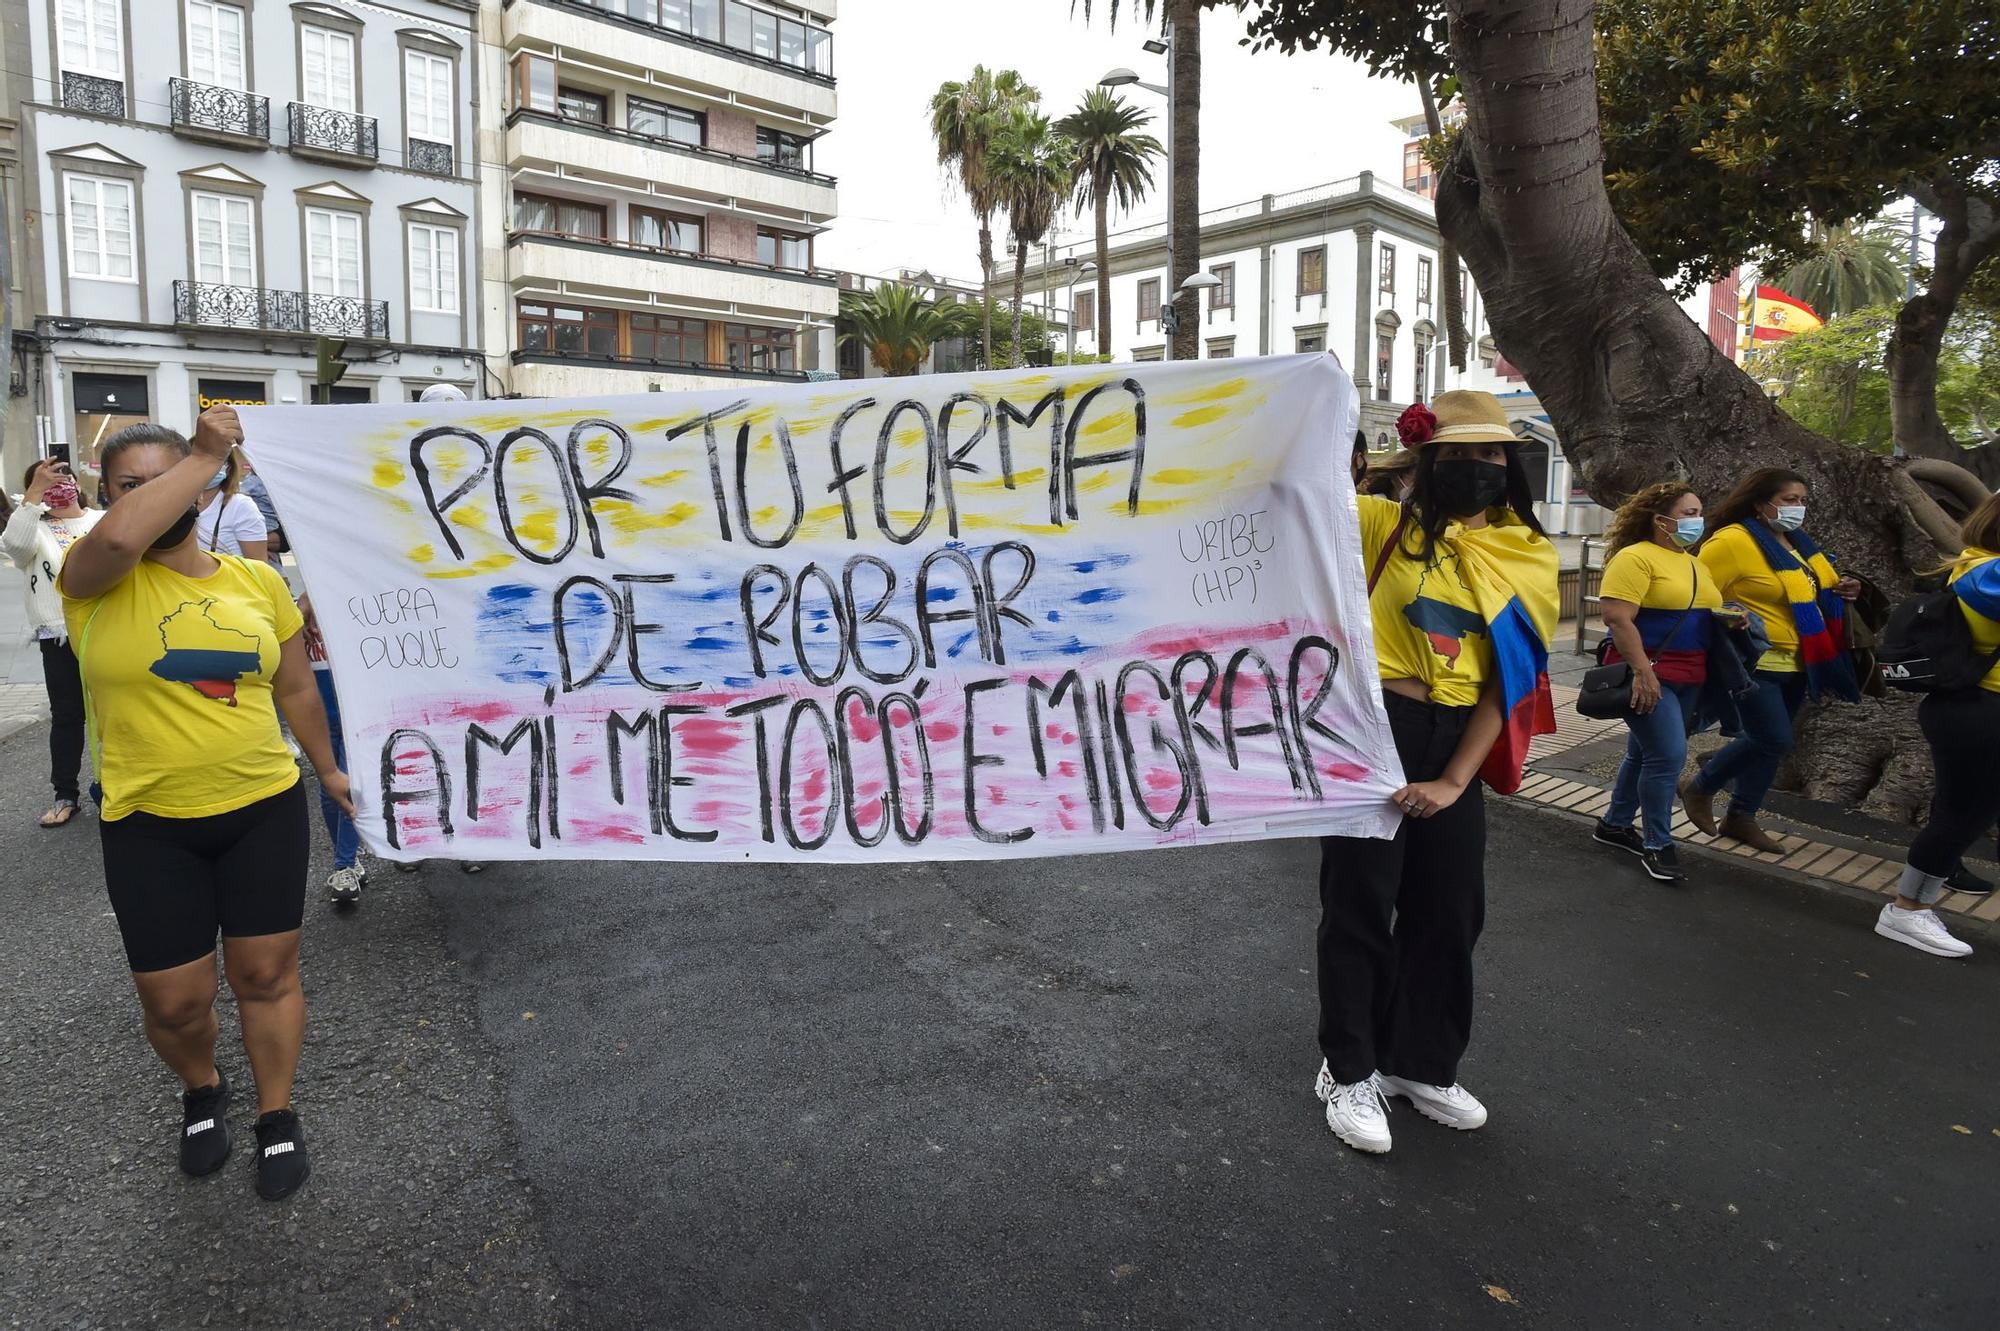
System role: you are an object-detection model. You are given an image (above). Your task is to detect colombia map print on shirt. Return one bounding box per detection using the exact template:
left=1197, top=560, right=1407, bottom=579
left=242, top=356, right=1408, bottom=864
left=1405, top=554, right=1487, bottom=671
left=150, top=598, right=264, bottom=707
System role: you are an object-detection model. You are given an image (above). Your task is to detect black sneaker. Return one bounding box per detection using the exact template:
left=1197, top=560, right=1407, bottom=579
left=1641, top=844, right=1687, bottom=883
left=180, top=1070, right=232, bottom=1177
left=1945, top=863, right=1995, bottom=897
left=1593, top=821, right=1645, bottom=857
left=253, top=1109, right=311, bottom=1201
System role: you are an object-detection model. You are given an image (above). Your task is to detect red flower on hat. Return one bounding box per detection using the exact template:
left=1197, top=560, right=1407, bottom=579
left=1396, top=403, right=1437, bottom=449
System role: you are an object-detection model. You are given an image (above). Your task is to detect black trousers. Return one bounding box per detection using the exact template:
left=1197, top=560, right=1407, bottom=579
left=1908, top=689, right=2000, bottom=877
left=39, top=638, right=85, bottom=804
left=1317, top=692, right=1487, bottom=1087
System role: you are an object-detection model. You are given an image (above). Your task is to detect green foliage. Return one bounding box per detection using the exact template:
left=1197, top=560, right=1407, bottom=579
left=1760, top=304, right=2000, bottom=449
left=987, top=110, right=1077, bottom=253
left=928, top=66, right=1041, bottom=222
left=1776, top=222, right=1911, bottom=320
left=838, top=284, right=977, bottom=377
left=1054, top=89, right=1161, bottom=218
left=1597, top=0, right=2000, bottom=286
left=1228, top=0, right=1450, bottom=85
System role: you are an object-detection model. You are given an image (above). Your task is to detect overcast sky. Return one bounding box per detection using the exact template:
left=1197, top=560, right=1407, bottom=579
left=815, top=0, right=1417, bottom=280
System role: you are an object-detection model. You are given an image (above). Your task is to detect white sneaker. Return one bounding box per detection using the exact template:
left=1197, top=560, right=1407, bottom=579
left=1314, top=1061, right=1391, bottom=1154
left=327, top=866, right=364, bottom=907
left=1875, top=903, right=1972, bottom=958
left=1380, top=1075, right=1489, bottom=1130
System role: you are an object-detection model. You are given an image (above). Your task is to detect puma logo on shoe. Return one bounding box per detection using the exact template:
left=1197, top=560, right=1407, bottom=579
left=264, top=1142, right=295, bottom=1157
left=186, top=1119, right=216, bottom=1135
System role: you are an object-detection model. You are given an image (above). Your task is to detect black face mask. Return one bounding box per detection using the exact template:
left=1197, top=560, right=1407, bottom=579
left=150, top=505, right=200, bottom=550
left=1431, top=460, right=1510, bottom=518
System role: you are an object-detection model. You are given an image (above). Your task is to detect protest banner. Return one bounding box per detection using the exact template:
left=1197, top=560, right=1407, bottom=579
left=240, top=354, right=1404, bottom=862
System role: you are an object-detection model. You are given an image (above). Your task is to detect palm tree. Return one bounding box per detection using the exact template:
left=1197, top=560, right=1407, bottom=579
left=838, top=283, right=975, bottom=377
left=987, top=110, right=1077, bottom=367
left=929, top=67, right=1040, bottom=370
left=1056, top=89, right=1160, bottom=360
left=1075, top=0, right=1199, bottom=359
left=1777, top=221, right=1911, bottom=320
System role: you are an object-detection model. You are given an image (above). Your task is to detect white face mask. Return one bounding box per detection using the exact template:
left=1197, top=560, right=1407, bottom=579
left=1771, top=504, right=1806, bottom=533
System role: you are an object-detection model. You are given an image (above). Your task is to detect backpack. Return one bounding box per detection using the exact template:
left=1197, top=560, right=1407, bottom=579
left=1875, top=579, right=2000, bottom=694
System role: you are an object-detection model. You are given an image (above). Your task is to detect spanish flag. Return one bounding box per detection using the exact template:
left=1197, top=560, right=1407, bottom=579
left=1744, top=286, right=1823, bottom=342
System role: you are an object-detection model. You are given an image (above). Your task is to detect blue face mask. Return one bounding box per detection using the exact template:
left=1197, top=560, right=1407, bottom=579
left=1771, top=504, right=1806, bottom=533
left=206, top=466, right=229, bottom=491
left=1666, top=516, right=1705, bottom=548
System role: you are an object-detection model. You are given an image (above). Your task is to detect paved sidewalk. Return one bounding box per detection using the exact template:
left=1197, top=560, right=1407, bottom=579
left=0, top=586, right=47, bottom=743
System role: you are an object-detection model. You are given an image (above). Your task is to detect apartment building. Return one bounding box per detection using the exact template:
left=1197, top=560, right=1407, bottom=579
left=9, top=0, right=484, bottom=484
left=1027, top=170, right=1516, bottom=445
left=478, top=0, right=839, bottom=397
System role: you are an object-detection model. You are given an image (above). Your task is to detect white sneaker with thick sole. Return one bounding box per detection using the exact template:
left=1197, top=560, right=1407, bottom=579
left=1314, top=1061, right=1392, bottom=1154
left=1379, top=1075, right=1489, bottom=1130
left=327, top=866, right=364, bottom=907
left=1875, top=903, right=1972, bottom=958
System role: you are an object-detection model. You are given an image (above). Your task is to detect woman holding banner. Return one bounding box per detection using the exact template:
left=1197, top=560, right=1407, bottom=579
left=1315, top=391, right=1558, bottom=1156
left=58, top=407, right=351, bottom=1202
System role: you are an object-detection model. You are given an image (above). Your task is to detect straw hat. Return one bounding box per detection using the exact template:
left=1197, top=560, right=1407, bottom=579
left=1395, top=390, right=1519, bottom=448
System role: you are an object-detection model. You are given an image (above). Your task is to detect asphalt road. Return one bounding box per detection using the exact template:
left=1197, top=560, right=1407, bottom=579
left=4, top=722, right=1997, bottom=1330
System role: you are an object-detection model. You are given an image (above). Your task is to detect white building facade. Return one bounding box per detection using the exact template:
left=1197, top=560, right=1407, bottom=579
left=477, top=0, right=839, bottom=398
left=14, top=0, right=485, bottom=482
left=1024, top=171, right=1518, bottom=447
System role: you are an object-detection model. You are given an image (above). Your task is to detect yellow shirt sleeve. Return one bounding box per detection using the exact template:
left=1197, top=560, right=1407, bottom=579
left=1597, top=545, right=1653, bottom=606
left=252, top=559, right=305, bottom=642
left=1697, top=530, right=1743, bottom=595
left=1356, top=495, right=1403, bottom=579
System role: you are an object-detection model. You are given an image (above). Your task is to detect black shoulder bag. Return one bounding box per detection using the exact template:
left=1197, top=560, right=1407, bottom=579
left=1576, top=569, right=1698, bottom=720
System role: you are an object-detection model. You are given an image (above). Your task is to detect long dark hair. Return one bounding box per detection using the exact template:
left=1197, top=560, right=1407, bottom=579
left=1398, top=445, right=1545, bottom=561
left=1705, top=467, right=1806, bottom=540
left=1961, top=491, right=2000, bottom=555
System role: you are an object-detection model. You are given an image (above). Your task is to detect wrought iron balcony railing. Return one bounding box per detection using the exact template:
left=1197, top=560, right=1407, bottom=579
left=406, top=137, right=454, bottom=176
left=173, top=280, right=389, bottom=340
left=61, top=71, right=125, bottom=117
left=287, top=102, right=378, bottom=161
left=170, top=77, right=270, bottom=141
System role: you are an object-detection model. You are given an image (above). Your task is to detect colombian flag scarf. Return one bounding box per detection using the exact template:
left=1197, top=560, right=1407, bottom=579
left=1450, top=516, right=1560, bottom=794
left=1741, top=521, right=1861, bottom=703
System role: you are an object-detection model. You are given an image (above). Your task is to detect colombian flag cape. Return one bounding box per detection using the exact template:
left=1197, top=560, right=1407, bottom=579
left=1452, top=518, right=1560, bottom=793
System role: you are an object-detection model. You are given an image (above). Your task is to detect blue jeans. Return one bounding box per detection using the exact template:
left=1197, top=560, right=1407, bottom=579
left=314, top=670, right=360, bottom=871
left=1694, top=669, right=1807, bottom=817
left=1606, top=682, right=1701, bottom=849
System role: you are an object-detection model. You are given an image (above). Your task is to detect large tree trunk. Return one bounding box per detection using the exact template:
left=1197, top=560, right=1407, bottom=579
left=1435, top=0, right=1974, bottom=820
left=1167, top=0, right=1201, bottom=361
left=1095, top=184, right=1114, bottom=360
left=1888, top=182, right=2000, bottom=472
left=977, top=216, right=996, bottom=371
left=1010, top=242, right=1029, bottom=367
left=1416, top=75, right=1470, bottom=371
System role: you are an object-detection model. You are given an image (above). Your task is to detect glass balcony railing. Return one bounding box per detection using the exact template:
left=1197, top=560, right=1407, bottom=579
left=542, top=0, right=834, bottom=81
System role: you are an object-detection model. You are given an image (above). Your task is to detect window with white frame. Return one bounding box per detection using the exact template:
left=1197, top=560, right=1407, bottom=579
left=405, top=49, right=453, bottom=146
left=192, top=191, right=256, bottom=286
left=408, top=223, right=459, bottom=314
left=186, top=1, right=246, bottom=89
left=306, top=208, right=363, bottom=298
left=65, top=174, right=135, bottom=281
left=59, top=0, right=123, bottom=77
left=302, top=25, right=356, bottom=112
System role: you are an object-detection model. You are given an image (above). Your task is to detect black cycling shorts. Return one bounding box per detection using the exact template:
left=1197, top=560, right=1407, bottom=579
left=98, top=780, right=309, bottom=973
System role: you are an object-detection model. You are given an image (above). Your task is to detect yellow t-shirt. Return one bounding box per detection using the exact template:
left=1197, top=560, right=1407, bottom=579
left=63, top=554, right=303, bottom=820
left=1698, top=523, right=1839, bottom=674
left=1598, top=541, right=1724, bottom=684
left=1947, top=549, right=2000, bottom=695
left=1358, top=494, right=1492, bottom=707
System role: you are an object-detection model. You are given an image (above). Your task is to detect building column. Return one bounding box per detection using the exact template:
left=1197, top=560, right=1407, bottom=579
left=1352, top=224, right=1375, bottom=396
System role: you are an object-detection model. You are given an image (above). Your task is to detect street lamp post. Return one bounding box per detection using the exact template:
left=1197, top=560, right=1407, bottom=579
left=1101, top=35, right=1178, bottom=357
left=1175, top=271, right=1222, bottom=360
left=1065, top=258, right=1097, bottom=363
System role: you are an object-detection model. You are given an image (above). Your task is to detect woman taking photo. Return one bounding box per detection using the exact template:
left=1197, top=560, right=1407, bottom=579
left=1679, top=468, right=1860, bottom=850
left=59, top=408, right=351, bottom=1201
left=1879, top=493, right=2000, bottom=959
left=5, top=457, right=103, bottom=828
left=1316, top=391, right=1558, bottom=1155
left=1590, top=483, right=1724, bottom=883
